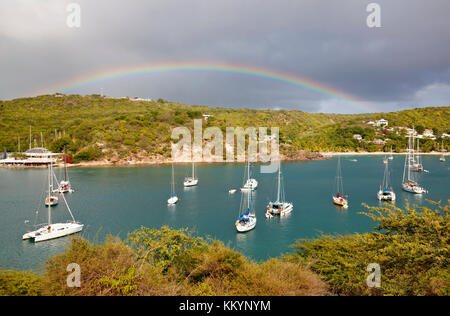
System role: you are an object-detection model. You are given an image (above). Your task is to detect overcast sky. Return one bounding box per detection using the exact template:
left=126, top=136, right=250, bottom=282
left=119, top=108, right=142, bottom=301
left=1, top=0, right=449, bottom=113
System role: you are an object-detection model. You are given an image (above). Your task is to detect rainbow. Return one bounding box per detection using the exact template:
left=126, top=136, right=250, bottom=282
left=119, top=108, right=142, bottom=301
left=40, top=61, right=375, bottom=112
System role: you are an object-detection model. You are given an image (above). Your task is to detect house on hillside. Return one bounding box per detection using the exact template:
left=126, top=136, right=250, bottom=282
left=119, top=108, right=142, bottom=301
left=373, top=139, right=386, bottom=146
left=353, top=134, right=363, bottom=141
left=376, top=119, right=388, bottom=127
left=202, top=114, right=213, bottom=121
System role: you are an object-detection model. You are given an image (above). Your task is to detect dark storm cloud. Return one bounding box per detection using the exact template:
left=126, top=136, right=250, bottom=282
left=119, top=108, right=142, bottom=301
left=1, top=0, right=449, bottom=113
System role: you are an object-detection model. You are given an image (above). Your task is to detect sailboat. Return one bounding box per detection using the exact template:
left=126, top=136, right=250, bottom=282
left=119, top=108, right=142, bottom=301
left=23, top=166, right=83, bottom=242
left=235, top=162, right=257, bottom=232
left=183, top=161, right=198, bottom=187
left=411, top=138, right=423, bottom=172
left=332, top=156, right=348, bottom=208
left=55, top=150, right=74, bottom=193
left=440, top=141, right=446, bottom=162
left=266, top=163, right=293, bottom=217
left=377, top=159, right=396, bottom=201
left=402, top=133, right=427, bottom=194
left=45, top=161, right=59, bottom=206
left=388, top=146, right=394, bottom=160
left=240, top=160, right=258, bottom=191
left=167, top=164, right=178, bottom=204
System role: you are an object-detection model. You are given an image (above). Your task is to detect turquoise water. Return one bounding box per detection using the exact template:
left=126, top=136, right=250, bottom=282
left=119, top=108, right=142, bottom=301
left=1, top=156, right=449, bottom=271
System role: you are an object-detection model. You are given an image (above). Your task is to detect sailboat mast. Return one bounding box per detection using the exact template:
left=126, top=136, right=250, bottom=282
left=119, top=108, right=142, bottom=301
left=171, top=164, right=175, bottom=196
left=192, top=161, right=195, bottom=179
left=48, top=163, right=52, bottom=225
left=277, top=165, right=281, bottom=201
left=63, top=149, right=67, bottom=181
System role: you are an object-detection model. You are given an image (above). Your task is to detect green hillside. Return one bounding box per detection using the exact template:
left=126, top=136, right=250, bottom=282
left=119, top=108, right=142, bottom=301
left=0, top=94, right=449, bottom=162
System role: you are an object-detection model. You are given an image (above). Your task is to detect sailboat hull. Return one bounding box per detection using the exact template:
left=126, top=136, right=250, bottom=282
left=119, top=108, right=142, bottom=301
left=267, top=202, right=293, bottom=216
left=168, top=196, right=178, bottom=204
left=183, top=178, right=198, bottom=187
left=377, top=190, right=396, bottom=201
left=402, top=183, right=427, bottom=194
left=23, top=223, right=83, bottom=242
left=55, top=181, right=74, bottom=193
left=333, top=196, right=348, bottom=208
left=235, top=215, right=256, bottom=232
left=240, top=179, right=258, bottom=191
left=45, top=196, right=59, bottom=206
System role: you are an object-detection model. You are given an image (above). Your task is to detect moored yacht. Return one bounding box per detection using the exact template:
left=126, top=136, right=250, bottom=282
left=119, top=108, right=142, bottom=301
left=266, top=162, right=293, bottom=217
left=377, top=159, right=395, bottom=201
left=183, top=161, right=198, bottom=187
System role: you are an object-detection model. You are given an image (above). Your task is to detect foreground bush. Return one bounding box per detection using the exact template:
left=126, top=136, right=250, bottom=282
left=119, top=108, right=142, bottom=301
left=0, top=227, right=327, bottom=296
left=286, top=200, right=450, bottom=296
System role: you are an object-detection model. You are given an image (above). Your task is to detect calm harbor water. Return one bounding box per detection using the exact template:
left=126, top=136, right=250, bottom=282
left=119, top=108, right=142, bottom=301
left=1, top=156, right=449, bottom=271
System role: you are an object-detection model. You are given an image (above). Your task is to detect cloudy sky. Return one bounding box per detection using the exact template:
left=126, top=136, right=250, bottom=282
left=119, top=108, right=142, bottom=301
left=1, top=0, right=449, bottom=113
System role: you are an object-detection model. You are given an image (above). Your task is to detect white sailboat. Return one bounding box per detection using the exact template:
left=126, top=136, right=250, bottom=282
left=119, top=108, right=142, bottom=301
left=440, top=141, right=446, bottom=162
left=235, top=176, right=257, bottom=232
left=240, top=160, right=258, bottom=191
left=183, top=161, right=198, bottom=187
left=55, top=150, right=74, bottom=193
left=23, top=166, right=83, bottom=242
left=332, top=156, right=348, bottom=208
left=377, top=159, right=396, bottom=201
left=168, top=164, right=178, bottom=204
left=388, top=146, right=394, bottom=160
left=402, top=133, right=427, bottom=194
left=266, top=163, right=293, bottom=217
left=411, top=138, right=423, bottom=172
left=45, top=161, right=59, bottom=206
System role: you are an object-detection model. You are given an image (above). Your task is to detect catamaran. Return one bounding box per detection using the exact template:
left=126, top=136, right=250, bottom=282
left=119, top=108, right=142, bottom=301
left=168, top=164, right=178, bottom=204
left=23, top=165, right=83, bottom=242
left=377, top=159, right=396, bottom=201
left=55, top=150, right=74, bottom=193
left=402, top=133, right=427, bottom=194
left=266, top=162, right=293, bottom=217
left=240, top=160, right=258, bottom=191
left=183, top=161, right=198, bottom=187
left=332, top=156, right=348, bottom=208
left=45, top=161, right=59, bottom=206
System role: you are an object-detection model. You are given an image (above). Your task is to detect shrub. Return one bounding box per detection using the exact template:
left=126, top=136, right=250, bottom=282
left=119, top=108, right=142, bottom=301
left=73, top=145, right=103, bottom=162
left=287, top=200, right=450, bottom=296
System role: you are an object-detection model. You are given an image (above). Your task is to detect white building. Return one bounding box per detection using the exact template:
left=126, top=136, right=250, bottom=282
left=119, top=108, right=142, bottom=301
left=376, top=119, right=388, bottom=127
left=353, top=134, right=363, bottom=141
left=0, top=148, right=60, bottom=166
left=423, top=129, right=434, bottom=137
left=202, top=114, right=213, bottom=121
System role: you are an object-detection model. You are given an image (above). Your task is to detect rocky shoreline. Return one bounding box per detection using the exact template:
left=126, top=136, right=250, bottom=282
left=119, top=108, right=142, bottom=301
left=2, top=150, right=447, bottom=169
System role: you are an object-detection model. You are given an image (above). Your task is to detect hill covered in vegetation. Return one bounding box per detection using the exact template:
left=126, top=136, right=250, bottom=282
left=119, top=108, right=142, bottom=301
left=0, top=94, right=449, bottom=163
left=1, top=200, right=448, bottom=296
